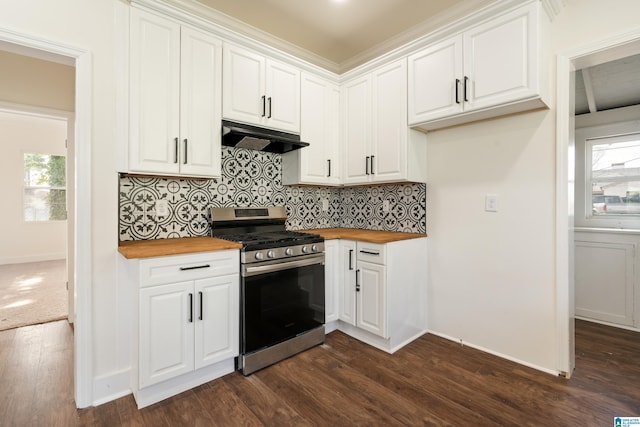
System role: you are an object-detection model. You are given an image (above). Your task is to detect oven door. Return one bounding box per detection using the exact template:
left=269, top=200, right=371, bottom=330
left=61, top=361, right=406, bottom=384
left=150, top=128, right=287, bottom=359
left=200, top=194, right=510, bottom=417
left=241, top=253, right=325, bottom=355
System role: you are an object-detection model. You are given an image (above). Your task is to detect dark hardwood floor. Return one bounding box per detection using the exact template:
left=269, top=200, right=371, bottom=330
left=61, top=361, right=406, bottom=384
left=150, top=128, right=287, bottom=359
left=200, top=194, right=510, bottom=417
left=1, top=319, right=638, bottom=426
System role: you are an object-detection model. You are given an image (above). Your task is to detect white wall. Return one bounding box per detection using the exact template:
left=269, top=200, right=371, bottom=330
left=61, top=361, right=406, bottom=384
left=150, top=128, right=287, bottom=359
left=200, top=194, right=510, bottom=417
left=426, top=0, right=640, bottom=373
left=0, top=0, right=123, bottom=404
left=0, top=111, right=67, bottom=264
left=0, top=50, right=75, bottom=111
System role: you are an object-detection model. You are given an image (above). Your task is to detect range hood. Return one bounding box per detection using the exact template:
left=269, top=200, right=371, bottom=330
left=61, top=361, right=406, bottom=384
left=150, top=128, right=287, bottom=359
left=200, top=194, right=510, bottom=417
left=221, top=120, right=309, bottom=153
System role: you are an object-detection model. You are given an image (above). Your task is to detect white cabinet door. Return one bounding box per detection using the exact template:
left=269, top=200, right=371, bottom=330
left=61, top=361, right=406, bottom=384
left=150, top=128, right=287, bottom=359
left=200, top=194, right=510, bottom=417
left=284, top=72, right=340, bottom=185
left=194, top=274, right=239, bottom=369
left=342, top=76, right=371, bottom=185
left=265, top=60, right=300, bottom=133
left=408, top=35, right=463, bottom=125
left=371, top=59, right=407, bottom=183
left=575, top=241, right=635, bottom=327
left=179, top=27, right=222, bottom=177
left=357, top=261, right=387, bottom=338
left=339, top=240, right=357, bottom=325
left=222, top=44, right=265, bottom=126
left=129, top=9, right=181, bottom=175
left=463, top=3, right=537, bottom=111
left=139, top=281, right=194, bottom=388
left=222, top=44, right=300, bottom=133
left=324, top=240, right=340, bottom=323
left=408, top=3, right=542, bottom=130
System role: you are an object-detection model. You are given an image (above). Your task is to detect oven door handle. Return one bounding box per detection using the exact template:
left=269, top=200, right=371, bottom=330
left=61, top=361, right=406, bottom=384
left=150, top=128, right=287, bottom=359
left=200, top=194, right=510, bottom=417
left=242, top=254, right=324, bottom=277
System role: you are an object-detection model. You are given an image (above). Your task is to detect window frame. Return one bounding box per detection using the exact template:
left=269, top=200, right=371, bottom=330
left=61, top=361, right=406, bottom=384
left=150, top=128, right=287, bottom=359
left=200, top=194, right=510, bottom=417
left=575, top=121, right=640, bottom=229
left=23, top=152, right=68, bottom=223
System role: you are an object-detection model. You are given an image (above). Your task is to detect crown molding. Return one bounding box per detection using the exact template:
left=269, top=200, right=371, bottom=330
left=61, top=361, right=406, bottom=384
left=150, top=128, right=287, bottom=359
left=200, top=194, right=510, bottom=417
left=131, top=0, right=565, bottom=78
left=131, top=0, right=341, bottom=76
left=338, top=0, right=495, bottom=73
left=540, top=0, right=566, bottom=21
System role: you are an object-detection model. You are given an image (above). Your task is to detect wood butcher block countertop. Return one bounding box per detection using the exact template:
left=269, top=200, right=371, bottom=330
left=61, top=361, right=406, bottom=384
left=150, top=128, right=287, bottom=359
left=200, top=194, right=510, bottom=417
left=118, top=236, right=242, bottom=259
left=300, top=228, right=426, bottom=244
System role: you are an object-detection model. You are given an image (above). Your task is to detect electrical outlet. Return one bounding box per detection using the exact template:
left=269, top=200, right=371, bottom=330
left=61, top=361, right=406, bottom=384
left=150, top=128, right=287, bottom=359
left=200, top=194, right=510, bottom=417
left=156, top=199, right=169, bottom=217
left=322, top=199, right=329, bottom=211
left=383, top=200, right=390, bottom=212
left=485, top=194, right=498, bottom=212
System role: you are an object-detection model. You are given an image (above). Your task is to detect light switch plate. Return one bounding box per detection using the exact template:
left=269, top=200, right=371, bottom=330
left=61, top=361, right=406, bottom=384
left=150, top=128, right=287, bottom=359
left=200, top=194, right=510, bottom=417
left=383, top=200, right=390, bottom=212
left=322, top=199, right=329, bottom=211
left=485, top=194, right=498, bottom=212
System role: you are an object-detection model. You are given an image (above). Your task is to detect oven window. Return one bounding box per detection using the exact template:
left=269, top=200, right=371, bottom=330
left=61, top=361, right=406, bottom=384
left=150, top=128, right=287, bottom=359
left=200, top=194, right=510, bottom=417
left=243, top=262, right=325, bottom=354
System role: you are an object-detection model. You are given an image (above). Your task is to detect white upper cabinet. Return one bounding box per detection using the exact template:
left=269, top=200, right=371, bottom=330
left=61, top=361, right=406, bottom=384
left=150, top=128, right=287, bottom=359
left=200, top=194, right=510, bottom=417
left=342, top=74, right=372, bottom=184
left=343, top=59, right=427, bottom=185
left=282, top=72, right=341, bottom=186
left=129, top=8, right=222, bottom=177
left=223, top=43, right=300, bottom=133
left=408, top=2, right=547, bottom=130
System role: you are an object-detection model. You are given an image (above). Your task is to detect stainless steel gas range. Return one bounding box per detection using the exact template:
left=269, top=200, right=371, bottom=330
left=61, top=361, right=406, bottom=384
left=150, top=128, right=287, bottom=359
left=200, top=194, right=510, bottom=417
left=210, top=206, right=325, bottom=375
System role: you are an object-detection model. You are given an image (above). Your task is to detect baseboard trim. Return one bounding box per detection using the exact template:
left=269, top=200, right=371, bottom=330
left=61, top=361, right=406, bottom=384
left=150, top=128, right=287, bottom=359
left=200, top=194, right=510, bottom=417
left=428, top=330, right=561, bottom=377
left=92, top=368, right=132, bottom=407
left=0, top=253, right=66, bottom=265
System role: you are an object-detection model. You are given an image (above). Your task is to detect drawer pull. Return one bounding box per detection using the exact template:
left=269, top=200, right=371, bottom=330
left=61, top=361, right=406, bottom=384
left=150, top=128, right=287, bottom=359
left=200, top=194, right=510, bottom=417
left=359, top=250, right=380, bottom=256
left=179, top=264, right=210, bottom=271
left=348, top=249, right=353, bottom=270
left=198, top=291, right=203, bottom=321
left=188, top=293, right=193, bottom=323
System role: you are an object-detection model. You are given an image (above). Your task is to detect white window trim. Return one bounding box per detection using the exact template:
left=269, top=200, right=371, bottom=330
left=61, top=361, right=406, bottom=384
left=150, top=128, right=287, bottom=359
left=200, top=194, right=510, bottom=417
left=576, top=121, right=640, bottom=229
left=22, top=152, right=68, bottom=223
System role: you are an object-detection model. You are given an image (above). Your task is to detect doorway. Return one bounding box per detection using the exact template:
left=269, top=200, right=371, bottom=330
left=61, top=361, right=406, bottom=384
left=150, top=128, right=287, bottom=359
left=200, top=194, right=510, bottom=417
left=0, top=108, right=72, bottom=331
left=0, top=30, right=93, bottom=408
left=556, top=29, right=640, bottom=377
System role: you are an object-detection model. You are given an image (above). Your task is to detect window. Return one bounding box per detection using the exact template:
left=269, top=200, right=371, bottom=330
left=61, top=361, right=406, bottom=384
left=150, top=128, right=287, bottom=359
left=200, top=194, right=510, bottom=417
left=23, top=153, right=67, bottom=221
left=587, top=133, right=640, bottom=218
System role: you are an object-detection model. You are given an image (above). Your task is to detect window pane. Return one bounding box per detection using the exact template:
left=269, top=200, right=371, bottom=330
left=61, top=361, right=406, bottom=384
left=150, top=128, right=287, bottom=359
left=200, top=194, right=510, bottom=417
left=590, top=135, right=640, bottom=216
left=23, top=153, right=66, bottom=222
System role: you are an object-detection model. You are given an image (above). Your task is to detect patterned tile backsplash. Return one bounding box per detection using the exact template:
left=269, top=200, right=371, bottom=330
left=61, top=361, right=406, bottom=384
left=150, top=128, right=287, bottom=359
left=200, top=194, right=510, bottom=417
left=119, top=147, right=426, bottom=241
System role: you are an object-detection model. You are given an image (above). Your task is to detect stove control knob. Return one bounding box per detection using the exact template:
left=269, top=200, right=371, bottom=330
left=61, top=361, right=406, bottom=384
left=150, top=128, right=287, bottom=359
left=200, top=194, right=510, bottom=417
left=267, top=250, right=275, bottom=259
left=285, top=248, right=293, bottom=256
left=255, top=252, right=264, bottom=260
left=302, top=246, right=309, bottom=253
left=312, top=245, right=319, bottom=252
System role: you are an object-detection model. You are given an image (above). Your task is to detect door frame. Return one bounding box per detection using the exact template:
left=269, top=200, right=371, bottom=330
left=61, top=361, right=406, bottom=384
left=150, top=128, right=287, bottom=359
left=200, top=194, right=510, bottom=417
left=555, top=28, right=640, bottom=376
left=0, top=28, right=93, bottom=408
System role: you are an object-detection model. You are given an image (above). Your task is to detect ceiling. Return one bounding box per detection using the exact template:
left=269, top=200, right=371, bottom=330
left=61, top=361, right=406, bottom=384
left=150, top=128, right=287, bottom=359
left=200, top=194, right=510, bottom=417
left=574, top=54, right=640, bottom=115
left=195, top=0, right=491, bottom=72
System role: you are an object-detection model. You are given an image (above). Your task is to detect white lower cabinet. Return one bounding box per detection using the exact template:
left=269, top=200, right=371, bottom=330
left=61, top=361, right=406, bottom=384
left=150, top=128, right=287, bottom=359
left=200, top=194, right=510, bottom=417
left=335, top=238, right=427, bottom=352
left=323, top=240, right=341, bottom=331
left=121, top=249, right=239, bottom=408
left=574, top=231, right=637, bottom=328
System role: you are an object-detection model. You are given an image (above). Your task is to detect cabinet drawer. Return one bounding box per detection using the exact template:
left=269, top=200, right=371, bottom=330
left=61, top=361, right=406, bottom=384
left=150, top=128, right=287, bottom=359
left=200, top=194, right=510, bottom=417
left=356, top=242, right=386, bottom=265
left=139, top=250, right=239, bottom=287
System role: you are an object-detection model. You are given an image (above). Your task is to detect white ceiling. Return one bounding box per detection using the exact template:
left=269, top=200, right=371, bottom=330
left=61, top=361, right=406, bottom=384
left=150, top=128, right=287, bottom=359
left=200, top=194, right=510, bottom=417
left=574, top=54, right=640, bottom=115
left=195, top=0, right=491, bottom=72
